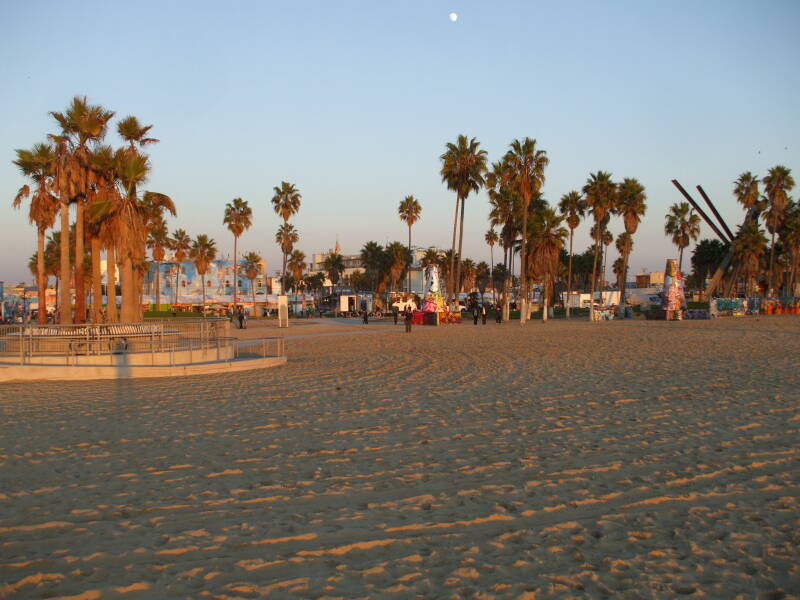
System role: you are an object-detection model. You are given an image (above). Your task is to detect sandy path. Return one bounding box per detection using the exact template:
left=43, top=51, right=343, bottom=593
left=1, top=317, right=798, bottom=598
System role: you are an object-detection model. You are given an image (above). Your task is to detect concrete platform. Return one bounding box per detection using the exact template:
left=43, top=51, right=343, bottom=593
left=0, top=354, right=287, bottom=382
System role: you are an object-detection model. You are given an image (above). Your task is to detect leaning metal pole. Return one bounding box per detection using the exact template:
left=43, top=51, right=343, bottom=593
left=696, top=185, right=734, bottom=242
left=671, top=180, right=729, bottom=243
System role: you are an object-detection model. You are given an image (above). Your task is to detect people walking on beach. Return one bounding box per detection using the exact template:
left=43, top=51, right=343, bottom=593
left=236, top=306, right=244, bottom=329
left=495, top=303, right=503, bottom=324
left=392, top=306, right=399, bottom=325
left=472, top=304, right=479, bottom=325
left=481, top=303, right=487, bottom=325
left=242, top=308, right=248, bottom=329
left=404, top=307, right=413, bottom=332
left=362, top=310, right=369, bottom=325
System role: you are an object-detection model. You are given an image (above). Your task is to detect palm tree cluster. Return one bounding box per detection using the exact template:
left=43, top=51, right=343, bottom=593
left=13, top=96, right=175, bottom=324
left=684, top=166, right=798, bottom=298
left=271, top=182, right=302, bottom=294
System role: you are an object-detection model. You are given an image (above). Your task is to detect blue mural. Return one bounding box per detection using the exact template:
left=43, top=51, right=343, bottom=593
left=144, top=260, right=266, bottom=302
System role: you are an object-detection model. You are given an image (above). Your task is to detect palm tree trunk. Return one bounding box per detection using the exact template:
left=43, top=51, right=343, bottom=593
left=201, top=274, right=206, bottom=310
left=175, top=263, right=180, bottom=306
left=233, top=235, right=238, bottom=305
left=252, top=279, right=257, bottom=314
left=490, top=245, right=495, bottom=306
left=619, top=250, right=631, bottom=317
left=678, top=246, right=684, bottom=274
left=542, top=273, right=549, bottom=322
left=74, top=202, right=85, bottom=323
left=768, top=230, right=776, bottom=296
left=589, top=238, right=600, bottom=322
left=91, top=236, right=102, bottom=323
left=37, top=227, right=47, bottom=325
left=107, top=246, right=118, bottom=323
left=155, top=261, right=161, bottom=312
left=281, top=251, right=287, bottom=296
left=520, top=200, right=529, bottom=326
left=566, top=230, right=574, bottom=319
left=454, top=196, right=466, bottom=310
left=502, top=246, right=511, bottom=322
left=448, top=195, right=461, bottom=307
left=407, top=224, right=412, bottom=294
left=58, top=200, right=72, bottom=324
left=120, top=255, right=137, bottom=322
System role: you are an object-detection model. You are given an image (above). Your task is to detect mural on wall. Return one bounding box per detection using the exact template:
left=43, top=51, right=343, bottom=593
left=144, top=259, right=267, bottom=302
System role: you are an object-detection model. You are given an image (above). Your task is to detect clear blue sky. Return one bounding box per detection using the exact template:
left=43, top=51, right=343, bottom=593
left=2, top=0, right=799, bottom=284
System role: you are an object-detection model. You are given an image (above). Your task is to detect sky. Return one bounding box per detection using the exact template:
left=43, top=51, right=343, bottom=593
left=2, top=0, right=799, bottom=285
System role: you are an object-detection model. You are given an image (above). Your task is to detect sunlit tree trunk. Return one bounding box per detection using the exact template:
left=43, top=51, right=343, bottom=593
left=37, top=227, right=47, bottom=325
left=566, top=230, right=574, bottom=319
left=120, top=255, right=138, bottom=322
left=91, top=237, right=102, bottom=323
left=74, top=202, right=86, bottom=323
left=107, top=246, right=118, bottom=323
left=58, top=200, right=72, bottom=324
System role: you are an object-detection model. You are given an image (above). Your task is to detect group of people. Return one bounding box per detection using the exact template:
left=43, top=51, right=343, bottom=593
left=390, top=306, right=414, bottom=332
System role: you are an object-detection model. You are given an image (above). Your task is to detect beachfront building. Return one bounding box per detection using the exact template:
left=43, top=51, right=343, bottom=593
left=636, top=271, right=665, bottom=289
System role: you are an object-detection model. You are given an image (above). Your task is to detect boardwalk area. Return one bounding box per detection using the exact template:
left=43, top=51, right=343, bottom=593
left=1, top=317, right=798, bottom=599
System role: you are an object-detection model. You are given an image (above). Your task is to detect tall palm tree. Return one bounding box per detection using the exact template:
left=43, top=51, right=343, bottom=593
left=223, top=197, right=253, bottom=303
left=190, top=234, right=217, bottom=310
left=529, top=207, right=567, bottom=322
left=733, top=220, right=768, bottom=297
left=583, top=171, right=616, bottom=320
left=87, top=144, right=119, bottom=322
left=271, top=181, right=302, bottom=293
left=734, top=171, right=762, bottom=212
left=398, top=195, right=422, bottom=292
left=615, top=232, right=633, bottom=300
left=476, top=261, right=490, bottom=302
left=360, top=241, right=385, bottom=296
left=440, top=135, right=487, bottom=307
left=487, top=160, right=519, bottom=321
left=13, top=143, right=58, bottom=324
left=50, top=96, right=115, bottom=323
left=169, top=229, right=191, bottom=305
left=502, top=138, right=548, bottom=324
left=275, top=223, right=299, bottom=292
left=615, top=178, right=647, bottom=315
left=147, top=218, right=169, bottom=310
left=664, top=201, right=701, bottom=272
left=557, top=190, right=585, bottom=317
left=779, top=203, right=800, bottom=294
left=117, top=115, right=159, bottom=151
left=484, top=229, right=499, bottom=304
left=241, top=251, right=263, bottom=309
left=288, top=250, right=307, bottom=293
left=763, top=165, right=795, bottom=294
left=323, top=252, right=345, bottom=293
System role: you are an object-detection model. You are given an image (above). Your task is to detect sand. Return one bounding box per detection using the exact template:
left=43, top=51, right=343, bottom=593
left=1, top=316, right=798, bottom=599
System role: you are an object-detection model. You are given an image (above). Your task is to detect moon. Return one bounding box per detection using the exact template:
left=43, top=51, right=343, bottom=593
left=449, top=12, right=458, bottom=22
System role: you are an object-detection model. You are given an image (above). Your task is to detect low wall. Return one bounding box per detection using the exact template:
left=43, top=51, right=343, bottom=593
left=0, top=355, right=287, bottom=383
left=12, top=345, right=235, bottom=366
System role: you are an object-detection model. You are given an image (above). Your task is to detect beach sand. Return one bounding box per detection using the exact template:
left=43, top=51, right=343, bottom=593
left=1, top=316, right=798, bottom=599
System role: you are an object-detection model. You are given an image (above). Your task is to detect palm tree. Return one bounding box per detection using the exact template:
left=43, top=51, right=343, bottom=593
left=583, top=171, right=616, bottom=320
left=288, top=250, right=307, bottom=292
left=241, top=251, right=263, bottom=309
left=664, top=201, right=701, bottom=272
left=275, top=223, right=299, bottom=292
left=190, top=234, right=217, bottom=310
left=734, top=172, right=762, bottom=211
left=360, top=241, right=385, bottom=296
left=529, top=207, right=567, bottom=322
left=50, top=96, right=115, bottom=323
left=763, top=165, right=795, bottom=294
left=169, top=229, right=191, bottom=305
left=117, top=115, right=159, bottom=151
left=691, top=239, right=728, bottom=288
left=398, top=195, right=422, bottom=292
left=87, top=144, right=119, bottom=322
left=484, top=229, right=499, bottom=305
left=460, top=258, right=477, bottom=295
left=440, top=135, right=487, bottom=307
left=476, top=261, right=490, bottom=302
left=323, top=252, right=345, bottom=293
left=271, top=181, right=302, bottom=293
left=147, top=218, right=169, bottom=310
left=223, top=197, right=253, bottom=303
left=386, top=241, right=410, bottom=293
left=487, top=160, right=519, bottom=320
left=557, top=190, right=585, bottom=318
left=13, top=143, right=58, bottom=324
left=779, top=203, right=800, bottom=294
left=733, top=220, right=768, bottom=297
left=615, top=232, right=633, bottom=302
left=615, top=178, right=647, bottom=315
left=421, top=248, right=440, bottom=268
left=502, top=138, right=548, bottom=324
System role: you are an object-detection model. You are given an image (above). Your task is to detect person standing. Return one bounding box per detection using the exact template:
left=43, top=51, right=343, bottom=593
left=392, top=305, right=399, bottom=325
left=495, top=302, right=503, bottom=324
left=237, top=306, right=244, bottom=329
left=472, top=303, right=479, bottom=325
left=404, top=307, right=413, bottom=333
left=362, top=310, right=369, bottom=325
left=481, top=303, right=487, bottom=325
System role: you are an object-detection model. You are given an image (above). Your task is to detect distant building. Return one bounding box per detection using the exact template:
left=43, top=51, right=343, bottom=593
left=636, top=271, right=664, bottom=289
